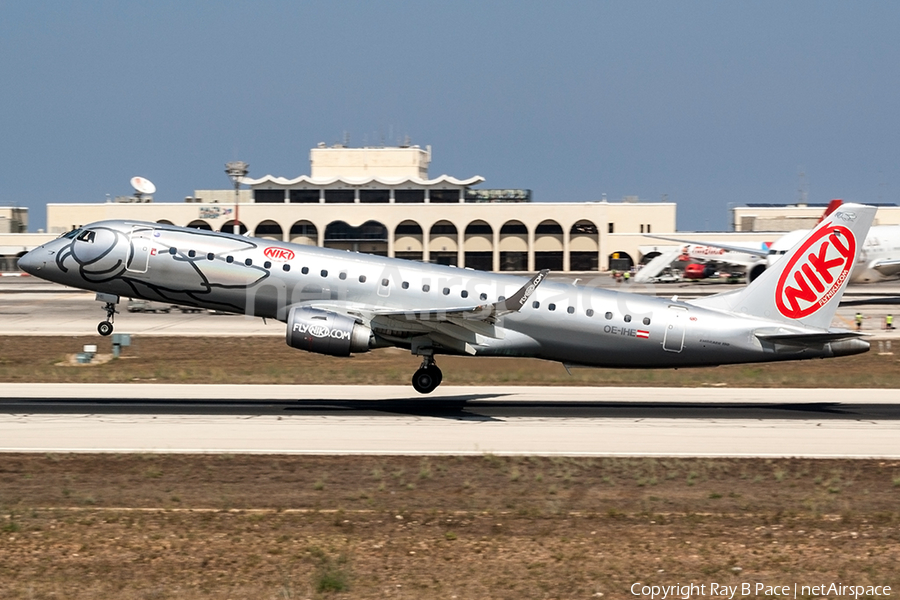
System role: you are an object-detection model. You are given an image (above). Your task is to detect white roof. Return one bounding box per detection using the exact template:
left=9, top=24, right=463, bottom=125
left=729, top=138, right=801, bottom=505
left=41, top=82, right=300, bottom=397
left=243, top=174, right=485, bottom=187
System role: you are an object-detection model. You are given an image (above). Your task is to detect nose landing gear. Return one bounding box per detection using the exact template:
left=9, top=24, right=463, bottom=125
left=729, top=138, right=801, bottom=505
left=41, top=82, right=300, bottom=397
left=95, top=293, right=119, bottom=336
left=411, top=355, right=443, bottom=394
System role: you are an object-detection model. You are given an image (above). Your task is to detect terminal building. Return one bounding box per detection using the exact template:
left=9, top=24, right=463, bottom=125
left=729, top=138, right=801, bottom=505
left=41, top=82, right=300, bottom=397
left=37, top=144, right=678, bottom=273
left=731, top=203, right=900, bottom=231
left=3, top=144, right=900, bottom=274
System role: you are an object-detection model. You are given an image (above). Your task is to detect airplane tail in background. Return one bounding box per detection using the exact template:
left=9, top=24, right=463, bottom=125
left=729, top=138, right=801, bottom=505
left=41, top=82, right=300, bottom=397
left=818, top=199, right=843, bottom=223
left=693, top=203, right=876, bottom=330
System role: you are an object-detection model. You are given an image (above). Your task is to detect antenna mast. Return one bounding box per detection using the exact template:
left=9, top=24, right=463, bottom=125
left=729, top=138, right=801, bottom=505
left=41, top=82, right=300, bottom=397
left=225, top=161, right=249, bottom=235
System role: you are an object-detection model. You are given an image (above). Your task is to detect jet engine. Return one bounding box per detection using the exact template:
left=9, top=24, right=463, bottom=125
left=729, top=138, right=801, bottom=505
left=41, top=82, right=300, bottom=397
left=747, top=263, right=767, bottom=282
left=285, top=306, right=372, bottom=356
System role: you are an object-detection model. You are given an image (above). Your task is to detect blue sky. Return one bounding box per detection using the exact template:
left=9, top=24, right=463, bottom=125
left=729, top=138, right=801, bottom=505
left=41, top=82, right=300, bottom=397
left=2, top=2, right=898, bottom=231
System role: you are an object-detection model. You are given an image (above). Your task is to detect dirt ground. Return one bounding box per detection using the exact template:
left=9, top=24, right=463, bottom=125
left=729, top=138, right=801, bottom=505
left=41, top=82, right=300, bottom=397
left=1, top=455, right=899, bottom=599
left=2, top=335, right=900, bottom=387
left=2, top=336, right=900, bottom=598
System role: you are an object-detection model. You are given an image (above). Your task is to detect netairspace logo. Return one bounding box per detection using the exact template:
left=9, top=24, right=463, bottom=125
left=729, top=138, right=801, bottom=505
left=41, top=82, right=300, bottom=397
left=630, top=582, right=891, bottom=599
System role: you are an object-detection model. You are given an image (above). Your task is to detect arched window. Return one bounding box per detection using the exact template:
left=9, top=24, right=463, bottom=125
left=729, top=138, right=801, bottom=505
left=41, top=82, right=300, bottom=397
left=534, top=220, right=563, bottom=235
left=187, top=220, right=213, bottom=231
left=500, top=220, right=528, bottom=235
left=289, top=221, right=318, bottom=245
left=220, top=221, right=247, bottom=235
left=254, top=220, right=283, bottom=240
left=465, top=220, right=492, bottom=235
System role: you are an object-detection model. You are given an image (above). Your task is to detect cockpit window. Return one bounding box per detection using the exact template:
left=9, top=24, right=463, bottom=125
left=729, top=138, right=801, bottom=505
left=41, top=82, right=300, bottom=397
left=76, top=230, right=96, bottom=243
left=61, top=229, right=82, bottom=239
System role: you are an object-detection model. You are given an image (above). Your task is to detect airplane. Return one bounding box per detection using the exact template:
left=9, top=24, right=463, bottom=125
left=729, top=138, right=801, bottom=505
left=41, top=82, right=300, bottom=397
left=640, top=200, right=900, bottom=284
left=638, top=200, right=843, bottom=283
left=17, top=203, right=875, bottom=394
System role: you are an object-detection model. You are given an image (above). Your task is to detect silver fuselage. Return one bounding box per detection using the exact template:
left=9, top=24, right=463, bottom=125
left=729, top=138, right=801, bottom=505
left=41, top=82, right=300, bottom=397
left=19, top=220, right=863, bottom=367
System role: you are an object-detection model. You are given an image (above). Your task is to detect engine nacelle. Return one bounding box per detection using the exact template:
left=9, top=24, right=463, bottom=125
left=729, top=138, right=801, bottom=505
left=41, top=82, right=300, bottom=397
left=286, top=306, right=372, bottom=356
left=747, top=263, right=767, bottom=282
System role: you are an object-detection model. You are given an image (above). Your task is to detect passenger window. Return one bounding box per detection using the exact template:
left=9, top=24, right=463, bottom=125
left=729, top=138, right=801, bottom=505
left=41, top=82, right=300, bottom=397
left=188, top=250, right=196, bottom=258
left=207, top=253, right=214, bottom=260
left=498, top=296, right=506, bottom=302
left=532, top=301, right=540, bottom=309
left=402, top=281, right=409, bottom=289
left=567, top=306, right=574, bottom=314
left=283, top=264, right=291, bottom=272
left=169, top=247, right=177, bottom=255
left=480, top=293, right=487, bottom=301
left=301, top=267, right=309, bottom=275
left=548, top=303, right=556, bottom=311
left=605, top=312, right=613, bottom=320
left=643, top=317, right=651, bottom=325
left=442, top=288, right=450, bottom=295
left=245, top=258, right=252, bottom=266
left=422, top=284, right=430, bottom=292
left=382, top=278, right=390, bottom=287
left=359, top=275, right=366, bottom=283
left=461, top=290, right=468, bottom=298
left=586, top=309, right=594, bottom=317
left=264, top=261, right=272, bottom=269
left=339, top=272, right=347, bottom=280
left=226, top=256, right=234, bottom=263
left=321, top=270, right=328, bottom=277
left=624, top=315, right=632, bottom=323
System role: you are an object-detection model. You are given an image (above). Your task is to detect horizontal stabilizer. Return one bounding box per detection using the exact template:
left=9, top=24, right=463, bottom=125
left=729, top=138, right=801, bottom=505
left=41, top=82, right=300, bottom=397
left=755, top=330, right=864, bottom=344
left=871, top=259, right=900, bottom=278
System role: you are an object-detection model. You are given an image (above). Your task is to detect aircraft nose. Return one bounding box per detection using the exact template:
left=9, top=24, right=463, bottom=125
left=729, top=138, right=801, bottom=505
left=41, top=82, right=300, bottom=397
left=17, top=248, right=45, bottom=275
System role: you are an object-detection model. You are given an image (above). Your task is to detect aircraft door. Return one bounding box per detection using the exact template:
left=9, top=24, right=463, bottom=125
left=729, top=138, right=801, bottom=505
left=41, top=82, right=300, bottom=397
left=662, top=305, right=687, bottom=353
left=127, top=227, right=154, bottom=273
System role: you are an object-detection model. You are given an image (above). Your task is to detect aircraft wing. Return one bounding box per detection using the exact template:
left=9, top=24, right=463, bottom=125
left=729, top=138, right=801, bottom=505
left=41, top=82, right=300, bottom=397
left=643, top=234, right=770, bottom=258
left=371, top=269, right=549, bottom=322
left=295, top=270, right=549, bottom=355
left=870, top=258, right=900, bottom=278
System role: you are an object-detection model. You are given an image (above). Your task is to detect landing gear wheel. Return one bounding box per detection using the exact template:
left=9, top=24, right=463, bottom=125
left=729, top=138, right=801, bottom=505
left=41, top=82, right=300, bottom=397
left=96, top=298, right=118, bottom=336
left=430, top=365, right=443, bottom=388
left=412, top=367, right=440, bottom=394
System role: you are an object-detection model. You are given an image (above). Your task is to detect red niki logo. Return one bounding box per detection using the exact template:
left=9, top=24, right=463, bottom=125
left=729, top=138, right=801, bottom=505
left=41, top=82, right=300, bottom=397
left=775, top=224, right=856, bottom=318
left=263, top=247, right=295, bottom=262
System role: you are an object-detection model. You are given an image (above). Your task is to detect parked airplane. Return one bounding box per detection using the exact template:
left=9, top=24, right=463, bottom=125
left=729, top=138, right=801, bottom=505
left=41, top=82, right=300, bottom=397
left=640, top=200, right=900, bottom=284
left=18, top=204, right=875, bottom=393
left=638, top=200, right=841, bottom=283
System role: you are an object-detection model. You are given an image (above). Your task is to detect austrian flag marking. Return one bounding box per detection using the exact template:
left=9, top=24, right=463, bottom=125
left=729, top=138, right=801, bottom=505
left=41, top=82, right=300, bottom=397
left=775, top=224, right=856, bottom=319
left=636, top=330, right=650, bottom=339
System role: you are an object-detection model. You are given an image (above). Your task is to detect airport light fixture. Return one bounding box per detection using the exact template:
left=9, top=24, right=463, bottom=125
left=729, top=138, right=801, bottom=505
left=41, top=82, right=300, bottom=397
left=225, top=161, right=249, bottom=235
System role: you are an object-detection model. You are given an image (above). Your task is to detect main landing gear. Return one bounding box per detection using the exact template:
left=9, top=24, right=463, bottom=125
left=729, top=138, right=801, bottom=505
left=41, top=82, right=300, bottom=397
left=412, top=355, right=443, bottom=394
left=95, top=293, right=119, bottom=336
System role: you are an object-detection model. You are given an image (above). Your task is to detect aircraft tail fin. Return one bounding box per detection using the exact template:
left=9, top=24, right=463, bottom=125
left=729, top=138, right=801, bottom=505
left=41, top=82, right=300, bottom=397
left=693, top=204, right=875, bottom=330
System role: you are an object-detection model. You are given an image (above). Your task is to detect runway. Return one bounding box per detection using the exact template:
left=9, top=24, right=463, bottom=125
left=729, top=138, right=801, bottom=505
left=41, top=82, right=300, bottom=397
left=2, top=384, right=899, bottom=458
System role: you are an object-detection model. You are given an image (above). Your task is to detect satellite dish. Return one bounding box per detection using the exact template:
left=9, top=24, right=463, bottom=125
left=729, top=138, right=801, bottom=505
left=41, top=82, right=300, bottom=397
left=130, top=176, right=156, bottom=196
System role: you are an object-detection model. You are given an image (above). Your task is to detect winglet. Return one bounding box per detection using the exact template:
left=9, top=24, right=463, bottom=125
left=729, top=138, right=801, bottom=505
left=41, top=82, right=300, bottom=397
left=492, top=269, right=549, bottom=316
